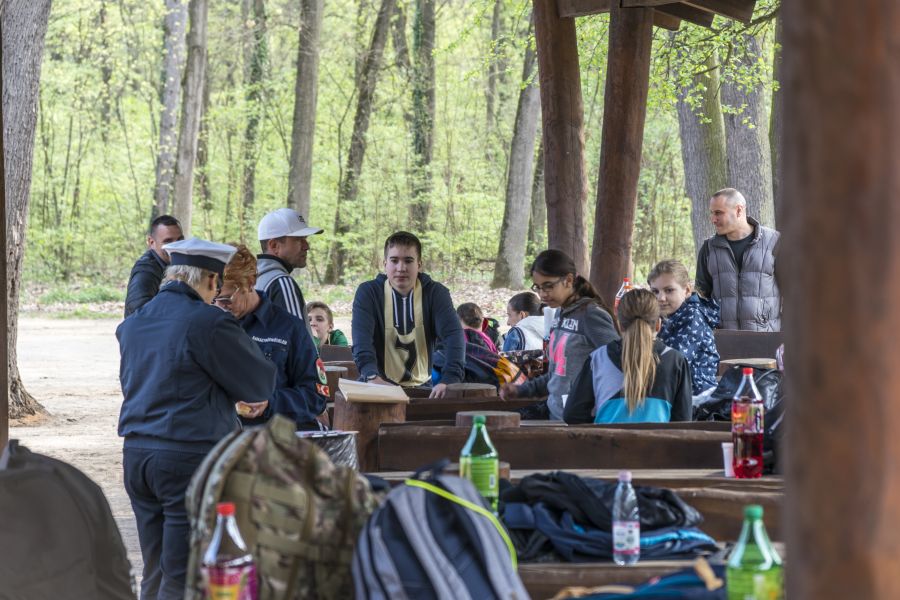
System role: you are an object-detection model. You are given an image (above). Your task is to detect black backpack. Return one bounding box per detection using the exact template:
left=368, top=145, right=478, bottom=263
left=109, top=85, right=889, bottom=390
left=0, top=441, right=134, bottom=599
left=352, top=462, right=529, bottom=600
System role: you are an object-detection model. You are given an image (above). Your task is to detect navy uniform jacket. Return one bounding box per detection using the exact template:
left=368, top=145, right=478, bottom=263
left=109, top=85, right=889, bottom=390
left=124, top=249, right=166, bottom=318
left=117, top=281, right=276, bottom=453
left=351, top=272, right=466, bottom=385
left=238, top=292, right=327, bottom=427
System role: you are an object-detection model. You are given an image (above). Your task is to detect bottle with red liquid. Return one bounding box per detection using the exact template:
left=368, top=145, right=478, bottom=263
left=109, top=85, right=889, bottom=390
left=202, top=502, right=258, bottom=600
left=614, top=277, right=633, bottom=311
left=731, top=368, right=764, bottom=479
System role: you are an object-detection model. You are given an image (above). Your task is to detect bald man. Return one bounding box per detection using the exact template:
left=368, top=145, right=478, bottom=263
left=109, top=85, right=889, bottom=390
left=695, top=188, right=781, bottom=332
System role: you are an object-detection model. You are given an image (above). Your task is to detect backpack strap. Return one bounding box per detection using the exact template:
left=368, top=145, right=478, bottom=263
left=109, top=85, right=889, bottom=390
left=405, top=479, right=517, bottom=569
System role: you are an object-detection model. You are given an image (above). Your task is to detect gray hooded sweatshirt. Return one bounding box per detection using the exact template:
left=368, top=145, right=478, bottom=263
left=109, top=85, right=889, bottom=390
left=517, top=297, right=619, bottom=420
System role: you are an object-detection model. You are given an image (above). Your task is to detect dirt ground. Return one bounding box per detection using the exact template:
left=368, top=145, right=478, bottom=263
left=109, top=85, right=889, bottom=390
left=10, top=315, right=357, bottom=582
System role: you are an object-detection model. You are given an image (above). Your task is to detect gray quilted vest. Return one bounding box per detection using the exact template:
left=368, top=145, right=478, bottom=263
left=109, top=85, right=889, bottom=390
left=706, top=218, right=781, bottom=331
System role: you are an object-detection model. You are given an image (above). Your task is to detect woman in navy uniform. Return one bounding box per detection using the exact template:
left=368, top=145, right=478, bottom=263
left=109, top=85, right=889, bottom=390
left=215, top=244, right=328, bottom=430
left=117, top=238, right=276, bottom=600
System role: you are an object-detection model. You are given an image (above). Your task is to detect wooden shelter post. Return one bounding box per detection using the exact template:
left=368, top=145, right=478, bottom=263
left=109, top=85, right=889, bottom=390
left=783, top=2, right=900, bottom=597
left=0, top=19, right=8, bottom=451
left=533, top=0, right=590, bottom=275
left=589, top=3, right=654, bottom=304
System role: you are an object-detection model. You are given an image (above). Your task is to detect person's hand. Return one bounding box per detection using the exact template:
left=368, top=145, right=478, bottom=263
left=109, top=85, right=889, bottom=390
left=369, top=376, right=391, bottom=386
left=429, top=383, right=448, bottom=399
left=499, top=383, right=519, bottom=400
left=235, top=400, right=269, bottom=419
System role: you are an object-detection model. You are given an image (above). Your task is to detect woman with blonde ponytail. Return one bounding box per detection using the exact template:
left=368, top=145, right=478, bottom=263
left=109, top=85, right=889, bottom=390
left=564, top=289, right=692, bottom=424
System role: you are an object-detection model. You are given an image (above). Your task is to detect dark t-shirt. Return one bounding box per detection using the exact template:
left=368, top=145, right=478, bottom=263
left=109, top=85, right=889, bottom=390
left=727, top=233, right=754, bottom=271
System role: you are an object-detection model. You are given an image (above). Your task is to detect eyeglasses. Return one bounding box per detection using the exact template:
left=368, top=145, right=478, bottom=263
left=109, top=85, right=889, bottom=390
left=530, top=276, right=566, bottom=293
left=213, top=293, right=235, bottom=306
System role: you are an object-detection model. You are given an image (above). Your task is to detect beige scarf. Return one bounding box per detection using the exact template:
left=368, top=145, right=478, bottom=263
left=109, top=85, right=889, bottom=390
left=383, top=279, right=430, bottom=386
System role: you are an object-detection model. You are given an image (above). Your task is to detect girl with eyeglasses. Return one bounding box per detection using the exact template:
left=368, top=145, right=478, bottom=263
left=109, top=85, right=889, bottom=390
left=500, top=249, right=619, bottom=420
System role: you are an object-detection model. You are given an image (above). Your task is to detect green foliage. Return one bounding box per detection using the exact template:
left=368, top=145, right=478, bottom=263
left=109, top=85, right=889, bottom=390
left=39, top=285, right=122, bottom=305
left=26, top=0, right=778, bottom=292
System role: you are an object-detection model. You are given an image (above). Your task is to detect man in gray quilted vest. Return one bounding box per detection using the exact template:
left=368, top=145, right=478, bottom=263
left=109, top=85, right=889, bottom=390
left=694, top=188, right=781, bottom=331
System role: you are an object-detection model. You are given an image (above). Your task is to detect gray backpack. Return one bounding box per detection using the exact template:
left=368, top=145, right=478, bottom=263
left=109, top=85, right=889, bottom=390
left=353, top=464, right=530, bottom=600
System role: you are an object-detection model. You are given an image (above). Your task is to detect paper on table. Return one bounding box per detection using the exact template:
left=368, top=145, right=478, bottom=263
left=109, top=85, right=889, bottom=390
left=338, top=378, right=410, bottom=404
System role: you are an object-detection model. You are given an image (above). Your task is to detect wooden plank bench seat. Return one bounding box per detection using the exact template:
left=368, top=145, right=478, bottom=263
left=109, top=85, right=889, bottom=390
left=376, top=424, right=731, bottom=471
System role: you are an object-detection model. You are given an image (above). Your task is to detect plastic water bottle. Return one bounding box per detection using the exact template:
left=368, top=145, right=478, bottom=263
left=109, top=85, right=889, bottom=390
left=612, top=470, right=640, bottom=565
left=459, top=414, right=500, bottom=513
left=201, top=502, right=258, bottom=600
left=726, top=505, right=783, bottom=599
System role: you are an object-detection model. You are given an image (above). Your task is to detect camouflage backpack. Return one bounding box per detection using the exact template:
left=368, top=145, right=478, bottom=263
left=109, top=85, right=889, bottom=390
left=185, top=415, right=379, bottom=599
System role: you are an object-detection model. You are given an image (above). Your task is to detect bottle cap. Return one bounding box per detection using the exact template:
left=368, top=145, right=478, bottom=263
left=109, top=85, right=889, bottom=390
left=742, top=367, right=753, bottom=376
left=217, top=502, right=236, bottom=516
left=744, top=504, right=763, bottom=519
left=618, top=470, right=632, bottom=483
left=473, top=415, right=486, bottom=425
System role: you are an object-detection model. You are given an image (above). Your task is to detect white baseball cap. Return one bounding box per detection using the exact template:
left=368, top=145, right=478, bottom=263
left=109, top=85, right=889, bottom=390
left=258, top=208, right=323, bottom=241
left=164, top=238, right=236, bottom=276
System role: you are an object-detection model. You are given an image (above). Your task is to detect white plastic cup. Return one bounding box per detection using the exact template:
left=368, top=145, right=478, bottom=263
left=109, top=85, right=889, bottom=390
left=722, top=442, right=735, bottom=477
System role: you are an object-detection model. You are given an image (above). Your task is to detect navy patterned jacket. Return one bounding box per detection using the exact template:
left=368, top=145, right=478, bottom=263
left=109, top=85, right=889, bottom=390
left=658, top=293, right=720, bottom=395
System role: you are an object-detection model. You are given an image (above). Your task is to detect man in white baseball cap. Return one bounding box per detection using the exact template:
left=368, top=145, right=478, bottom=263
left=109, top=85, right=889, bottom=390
left=256, top=208, right=323, bottom=336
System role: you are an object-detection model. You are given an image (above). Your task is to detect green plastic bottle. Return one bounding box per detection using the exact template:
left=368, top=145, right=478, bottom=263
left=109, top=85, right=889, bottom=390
left=727, top=505, right=783, bottom=600
left=459, top=415, right=499, bottom=513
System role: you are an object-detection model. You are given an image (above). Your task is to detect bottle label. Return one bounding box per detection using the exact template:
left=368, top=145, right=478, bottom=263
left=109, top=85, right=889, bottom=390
left=459, top=456, right=499, bottom=499
left=725, top=567, right=783, bottom=600
left=203, top=563, right=257, bottom=600
left=613, top=520, right=640, bottom=555
left=731, top=400, right=764, bottom=434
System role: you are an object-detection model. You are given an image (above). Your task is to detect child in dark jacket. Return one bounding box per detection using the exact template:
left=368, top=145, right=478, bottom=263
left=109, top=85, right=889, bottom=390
left=565, top=289, right=692, bottom=424
left=648, top=260, right=720, bottom=395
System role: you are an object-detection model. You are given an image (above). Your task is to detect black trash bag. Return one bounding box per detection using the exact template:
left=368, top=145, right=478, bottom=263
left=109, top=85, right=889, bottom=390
left=763, top=377, right=786, bottom=474
left=693, top=366, right=782, bottom=422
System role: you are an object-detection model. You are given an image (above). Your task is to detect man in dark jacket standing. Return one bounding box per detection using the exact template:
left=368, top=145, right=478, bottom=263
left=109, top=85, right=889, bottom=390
left=118, top=238, right=276, bottom=600
left=256, top=208, right=323, bottom=338
left=124, top=215, right=184, bottom=317
left=351, top=231, right=465, bottom=399
left=695, top=188, right=781, bottom=331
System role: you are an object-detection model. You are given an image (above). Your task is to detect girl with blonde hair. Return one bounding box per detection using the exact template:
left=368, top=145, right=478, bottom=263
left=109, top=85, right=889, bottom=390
left=564, top=288, right=692, bottom=424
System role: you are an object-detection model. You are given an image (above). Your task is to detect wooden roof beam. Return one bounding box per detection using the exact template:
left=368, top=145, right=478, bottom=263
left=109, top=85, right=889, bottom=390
left=559, top=0, right=755, bottom=24
left=557, top=0, right=681, bottom=29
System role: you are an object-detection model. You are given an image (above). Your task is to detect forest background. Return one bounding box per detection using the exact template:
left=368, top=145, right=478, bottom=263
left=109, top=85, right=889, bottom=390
left=23, top=0, right=779, bottom=314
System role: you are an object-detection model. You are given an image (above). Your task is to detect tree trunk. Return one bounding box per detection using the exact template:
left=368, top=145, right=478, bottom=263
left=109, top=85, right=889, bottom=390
left=485, top=0, right=501, bottom=132
left=590, top=5, right=653, bottom=306
left=172, top=0, right=208, bottom=237
left=154, top=0, right=187, bottom=218
left=675, top=50, right=727, bottom=254
left=492, top=17, right=540, bottom=289
left=3, top=0, right=53, bottom=420
left=529, top=139, right=546, bottom=253
left=533, top=0, right=589, bottom=275
left=721, top=34, right=775, bottom=228
left=287, top=0, right=323, bottom=219
left=195, top=51, right=212, bottom=235
left=770, top=17, right=783, bottom=227
left=324, top=0, right=395, bottom=284
left=240, top=0, right=268, bottom=233
left=408, top=0, right=435, bottom=230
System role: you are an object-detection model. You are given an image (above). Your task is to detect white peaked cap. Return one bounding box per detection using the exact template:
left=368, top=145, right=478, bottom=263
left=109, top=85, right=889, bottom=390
left=163, top=238, right=236, bottom=276
left=258, top=208, right=324, bottom=241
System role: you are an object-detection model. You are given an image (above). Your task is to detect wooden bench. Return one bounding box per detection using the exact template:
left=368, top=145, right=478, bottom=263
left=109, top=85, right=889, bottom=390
left=405, top=396, right=540, bottom=421
left=376, top=424, right=730, bottom=471
left=714, top=330, right=783, bottom=362
left=319, top=344, right=353, bottom=362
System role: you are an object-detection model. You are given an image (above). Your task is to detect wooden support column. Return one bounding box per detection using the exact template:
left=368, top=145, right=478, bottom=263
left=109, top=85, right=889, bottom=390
left=533, top=0, right=589, bottom=274
left=0, top=20, right=8, bottom=451
left=783, top=2, right=900, bottom=597
left=589, top=4, right=653, bottom=304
